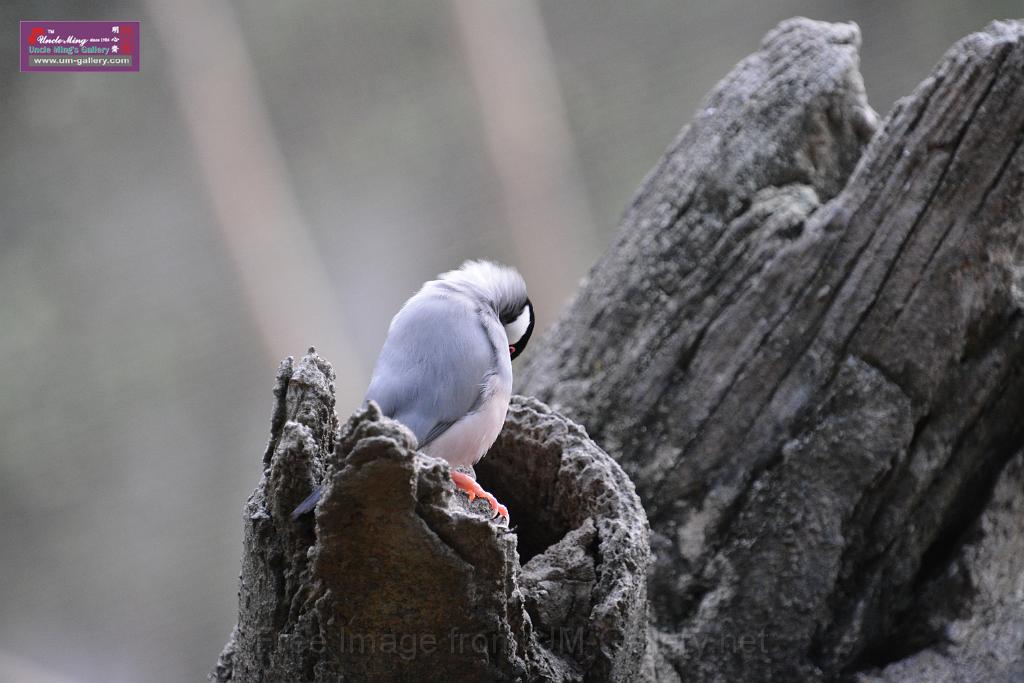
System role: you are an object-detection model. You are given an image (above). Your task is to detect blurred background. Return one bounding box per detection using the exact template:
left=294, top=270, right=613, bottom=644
left=1, top=1, right=1019, bottom=681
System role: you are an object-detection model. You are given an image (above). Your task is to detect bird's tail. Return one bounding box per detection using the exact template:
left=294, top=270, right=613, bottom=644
left=290, top=484, right=324, bottom=520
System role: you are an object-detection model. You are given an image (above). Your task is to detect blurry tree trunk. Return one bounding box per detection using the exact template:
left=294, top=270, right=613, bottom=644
left=519, top=17, right=1024, bottom=683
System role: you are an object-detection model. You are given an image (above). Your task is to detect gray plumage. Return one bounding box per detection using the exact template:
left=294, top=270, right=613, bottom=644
left=291, top=260, right=532, bottom=519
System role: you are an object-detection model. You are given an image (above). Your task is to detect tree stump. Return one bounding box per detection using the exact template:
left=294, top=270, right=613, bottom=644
left=213, top=350, right=650, bottom=682
left=216, top=16, right=1024, bottom=683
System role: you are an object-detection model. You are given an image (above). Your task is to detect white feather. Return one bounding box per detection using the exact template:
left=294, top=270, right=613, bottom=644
left=504, top=306, right=531, bottom=346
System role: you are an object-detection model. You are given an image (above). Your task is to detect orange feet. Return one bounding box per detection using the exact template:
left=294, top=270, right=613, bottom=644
left=451, top=471, right=509, bottom=521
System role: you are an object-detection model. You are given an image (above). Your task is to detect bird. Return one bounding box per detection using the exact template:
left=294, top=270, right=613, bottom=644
left=291, top=260, right=534, bottom=522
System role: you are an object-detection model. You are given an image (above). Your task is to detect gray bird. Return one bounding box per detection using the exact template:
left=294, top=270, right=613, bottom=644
left=291, top=260, right=534, bottom=521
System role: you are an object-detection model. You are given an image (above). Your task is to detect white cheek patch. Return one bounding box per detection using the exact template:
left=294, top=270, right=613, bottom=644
left=504, top=307, right=531, bottom=346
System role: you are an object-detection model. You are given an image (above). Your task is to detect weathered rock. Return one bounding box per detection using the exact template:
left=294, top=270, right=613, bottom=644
left=214, top=350, right=650, bottom=682
left=519, top=17, right=1024, bottom=683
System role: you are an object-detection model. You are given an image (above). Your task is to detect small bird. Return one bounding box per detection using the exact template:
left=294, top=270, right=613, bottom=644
left=291, top=260, right=534, bottom=521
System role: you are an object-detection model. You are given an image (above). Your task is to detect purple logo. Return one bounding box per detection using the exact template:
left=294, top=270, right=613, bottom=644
left=21, top=21, right=139, bottom=72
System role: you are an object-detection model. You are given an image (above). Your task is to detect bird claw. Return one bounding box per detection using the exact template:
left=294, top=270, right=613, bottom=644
left=451, top=471, right=509, bottom=521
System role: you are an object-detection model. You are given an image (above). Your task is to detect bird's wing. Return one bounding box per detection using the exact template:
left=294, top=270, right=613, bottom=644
left=364, top=293, right=496, bottom=448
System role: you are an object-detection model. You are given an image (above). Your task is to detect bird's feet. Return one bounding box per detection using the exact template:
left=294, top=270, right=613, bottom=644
left=451, top=471, right=509, bottom=521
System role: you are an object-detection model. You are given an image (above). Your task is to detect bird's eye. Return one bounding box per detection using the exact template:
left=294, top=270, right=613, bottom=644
left=509, top=345, right=515, bottom=355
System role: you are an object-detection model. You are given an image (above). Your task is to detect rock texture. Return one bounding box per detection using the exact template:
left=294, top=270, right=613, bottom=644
left=213, top=350, right=650, bottom=682
left=518, top=17, right=1024, bottom=683
left=855, top=450, right=1024, bottom=683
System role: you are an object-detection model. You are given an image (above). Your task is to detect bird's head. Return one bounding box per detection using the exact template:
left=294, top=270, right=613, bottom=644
left=439, top=260, right=535, bottom=360
left=500, top=297, right=534, bottom=360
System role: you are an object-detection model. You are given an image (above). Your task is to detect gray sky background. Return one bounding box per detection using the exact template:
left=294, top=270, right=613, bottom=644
left=1, top=1, right=1019, bottom=681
